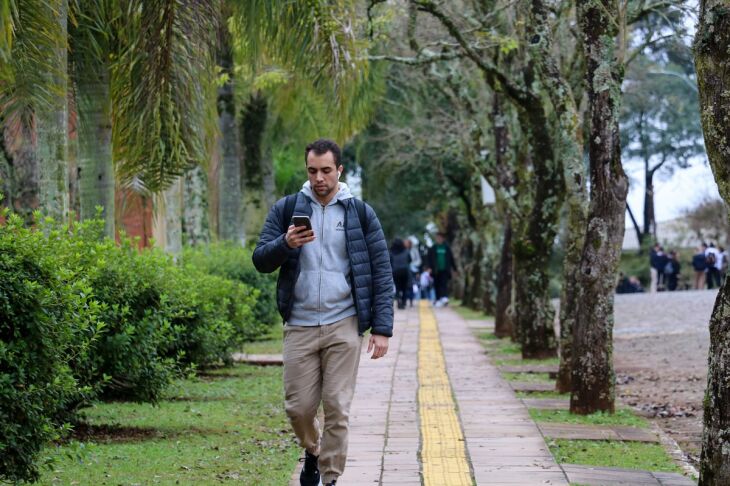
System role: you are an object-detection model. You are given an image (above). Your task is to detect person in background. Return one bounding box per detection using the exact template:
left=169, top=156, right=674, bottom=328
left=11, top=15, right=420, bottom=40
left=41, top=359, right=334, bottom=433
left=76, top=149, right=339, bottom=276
left=616, top=273, right=644, bottom=293
left=665, top=250, right=681, bottom=291
left=656, top=246, right=669, bottom=291
left=419, top=268, right=434, bottom=302
left=717, top=246, right=730, bottom=281
left=705, top=243, right=722, bottom=289
left=628, top=276, right=644, bottom=292
left=649, top=243, right=662, bottom=292
left=427, top=232, right=457, bottom=307
left=403, top=238, right=420, bottom=307
left=390, top=238, right=411, bottom=310
left=692, top=244, right=707, bottom=290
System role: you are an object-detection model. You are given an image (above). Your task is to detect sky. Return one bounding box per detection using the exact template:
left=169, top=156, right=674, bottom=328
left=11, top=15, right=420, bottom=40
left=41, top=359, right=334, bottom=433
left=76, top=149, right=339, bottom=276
left=623, top=2, right=722, bottom=226
left=625, top=157, right=722, bottom=226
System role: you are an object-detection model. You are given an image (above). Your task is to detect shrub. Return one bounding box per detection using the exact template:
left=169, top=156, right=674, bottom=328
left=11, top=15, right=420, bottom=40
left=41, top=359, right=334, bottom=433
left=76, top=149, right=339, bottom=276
left=161, top=265, right=258, bottom=367
left=39, top=218, right=180, bottom=403
left=0, top=214, right=267, bottom=481
left=0, top=214, right=100, bottom=483
left=183, top=243, right=279, bottom=338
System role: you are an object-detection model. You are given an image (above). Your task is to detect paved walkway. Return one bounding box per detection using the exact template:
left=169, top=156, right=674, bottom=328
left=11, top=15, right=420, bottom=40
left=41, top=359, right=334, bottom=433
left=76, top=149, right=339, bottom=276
left=291, top=302, right=568, bottom=485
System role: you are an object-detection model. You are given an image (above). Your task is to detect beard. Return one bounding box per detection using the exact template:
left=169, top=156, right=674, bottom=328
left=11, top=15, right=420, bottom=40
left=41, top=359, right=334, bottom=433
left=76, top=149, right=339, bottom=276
left=314, top=183, right=336, bottom=197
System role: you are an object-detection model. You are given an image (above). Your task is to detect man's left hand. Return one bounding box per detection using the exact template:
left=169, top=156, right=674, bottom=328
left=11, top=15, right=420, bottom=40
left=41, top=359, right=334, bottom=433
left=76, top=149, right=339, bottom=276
left=367, top=334, right=389, bottom=359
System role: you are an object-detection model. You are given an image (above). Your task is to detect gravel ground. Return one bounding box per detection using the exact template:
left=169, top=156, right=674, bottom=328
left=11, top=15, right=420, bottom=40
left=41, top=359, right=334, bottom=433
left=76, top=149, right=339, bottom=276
left=612, top=289, right=716, bottom=467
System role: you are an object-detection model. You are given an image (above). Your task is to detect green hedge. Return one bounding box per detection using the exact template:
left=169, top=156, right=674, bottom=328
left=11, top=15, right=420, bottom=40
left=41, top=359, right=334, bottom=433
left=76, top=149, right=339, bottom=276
left=0, top=214, right=101, bottom=483
left=0, top=214, right=276, bottom=482
left=183, top=242, right=279, bottom=334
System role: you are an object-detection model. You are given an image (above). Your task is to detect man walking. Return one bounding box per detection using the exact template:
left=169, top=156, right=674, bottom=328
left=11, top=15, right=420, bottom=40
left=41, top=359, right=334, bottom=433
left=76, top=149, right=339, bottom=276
left=427, top=232, right=457, bottom=307
left=252, top=139, right=393, bottom=486
left=705, top=243, right=722, bottom=289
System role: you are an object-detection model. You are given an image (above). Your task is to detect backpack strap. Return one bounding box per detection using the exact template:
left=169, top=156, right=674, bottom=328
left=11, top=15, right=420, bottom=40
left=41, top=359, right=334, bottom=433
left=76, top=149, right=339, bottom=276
left=353, top=198, right=368, bottom=235
left=282, top=193, right=298, bottom=232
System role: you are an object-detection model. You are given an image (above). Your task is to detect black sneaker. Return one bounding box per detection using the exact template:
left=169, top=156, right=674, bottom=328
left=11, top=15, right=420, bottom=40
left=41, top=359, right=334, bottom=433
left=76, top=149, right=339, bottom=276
left=299, top=450, right=320, bottom=486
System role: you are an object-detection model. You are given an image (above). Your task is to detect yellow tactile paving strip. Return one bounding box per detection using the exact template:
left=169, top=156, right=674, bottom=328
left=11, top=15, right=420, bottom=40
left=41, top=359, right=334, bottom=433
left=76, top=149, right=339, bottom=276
left=418, top=301, right=474, bottom=485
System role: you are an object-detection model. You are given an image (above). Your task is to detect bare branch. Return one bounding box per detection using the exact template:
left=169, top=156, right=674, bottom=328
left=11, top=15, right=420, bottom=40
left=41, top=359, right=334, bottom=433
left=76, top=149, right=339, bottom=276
left=410, top=0, right=531, bottom=105
left=367, top=50, right=466, bottom=65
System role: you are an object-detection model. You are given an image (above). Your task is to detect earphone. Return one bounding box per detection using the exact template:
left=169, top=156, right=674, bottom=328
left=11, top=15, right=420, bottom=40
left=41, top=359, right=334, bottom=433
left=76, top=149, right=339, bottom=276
left=337, top=171, right=342, bottom=179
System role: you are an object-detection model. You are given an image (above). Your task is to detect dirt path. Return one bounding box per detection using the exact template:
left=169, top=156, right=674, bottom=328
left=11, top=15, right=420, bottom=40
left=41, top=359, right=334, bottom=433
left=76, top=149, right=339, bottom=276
left=612, top=289, right=716, bottom=467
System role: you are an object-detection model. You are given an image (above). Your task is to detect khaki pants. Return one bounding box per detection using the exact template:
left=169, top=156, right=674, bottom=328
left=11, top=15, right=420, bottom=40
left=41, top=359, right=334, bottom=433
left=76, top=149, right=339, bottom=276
left=694, top=270, right=706, bottom=290
left=283, top=316, right=362, bottom=484
left=650, top=267, right=658, bottom=293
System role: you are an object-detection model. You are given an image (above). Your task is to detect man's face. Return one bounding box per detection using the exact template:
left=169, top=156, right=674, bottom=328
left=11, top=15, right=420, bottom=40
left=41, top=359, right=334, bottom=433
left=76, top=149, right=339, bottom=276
left=435, top=234, right=445, bottom=244
left=306, top=150, right=341, bottom=200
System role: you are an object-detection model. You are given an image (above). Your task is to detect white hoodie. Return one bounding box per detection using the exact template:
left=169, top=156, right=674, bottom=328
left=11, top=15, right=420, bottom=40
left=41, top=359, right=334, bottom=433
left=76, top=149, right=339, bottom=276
left=287, top=181, right=358, bottom=326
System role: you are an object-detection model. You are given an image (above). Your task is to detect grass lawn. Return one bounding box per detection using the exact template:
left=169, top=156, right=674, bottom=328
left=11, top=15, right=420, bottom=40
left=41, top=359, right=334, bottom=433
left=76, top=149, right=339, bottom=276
left=548, top=439, right=683, bottom=474
left=494, top=356, right=560, bottom=366
left=241, top=325, right=284, bottom=354
left=515, top=390, right=568, bottom=399
left=502, top=372, right=552, bottom=383
left=475, top=332, right=521, bottom=355
left=39, top=364, right=298, bottom=485
left=530, top=409, right=649, bottom=428
left=453, top=301, right=493, bottom=321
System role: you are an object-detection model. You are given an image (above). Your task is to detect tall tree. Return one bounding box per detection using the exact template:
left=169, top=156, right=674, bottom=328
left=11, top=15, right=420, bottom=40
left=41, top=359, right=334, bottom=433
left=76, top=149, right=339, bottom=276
left=215, top=18, right=244, bottom=244
left=1, top=0, right=69, bottom=222
left=71, top=0, right=119, bottom=237
left=621, top=54, right=704, bottom=243
left=694, top=0, right=730, bottom=482
left=570, top=0, right=628, bottom=414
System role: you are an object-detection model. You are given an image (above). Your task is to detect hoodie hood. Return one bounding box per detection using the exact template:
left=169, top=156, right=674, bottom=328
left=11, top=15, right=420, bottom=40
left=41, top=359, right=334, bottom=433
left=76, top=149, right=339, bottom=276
left=300, top=181, right=354, bottom=206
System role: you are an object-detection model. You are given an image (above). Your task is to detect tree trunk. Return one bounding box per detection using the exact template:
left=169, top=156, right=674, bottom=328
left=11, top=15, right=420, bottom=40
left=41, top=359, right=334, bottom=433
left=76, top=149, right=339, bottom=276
left=557, top=176, right=589, bottom=392
left=525, top=0, right=588, bottom=377
left=183, top=165, right=210, bottom=246
left=570, top=0, right=628, bottom=414
left=261, top=147, right=277, bottom=210
left=493, top=93, right=514, bottom=338
left=153, top=177, right=183, bottom=255
left=7, top=122, right=39, bottom=223
left=77, top=68, right=114, bottom=237
left=38, top=0, right=69, bottom=221
left=0, top=131, right=15, bottom=210
left=241, top=92, right=269, bottom=241
left=626, top=202, right=643, bottom=249
left=694, top=1, right=730, bottom=482
left=512, top=104, right=562, bottom=360
left=643, top=167, right=655, bottom=239
left=495, top=218, right=513, bottom=337
left=216, top=27, right=244, bottom=244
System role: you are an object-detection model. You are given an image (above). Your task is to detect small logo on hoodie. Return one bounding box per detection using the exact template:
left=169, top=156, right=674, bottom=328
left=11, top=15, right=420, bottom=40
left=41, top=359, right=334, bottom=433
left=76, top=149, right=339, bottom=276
left=336, top=221, right=345, bottom=231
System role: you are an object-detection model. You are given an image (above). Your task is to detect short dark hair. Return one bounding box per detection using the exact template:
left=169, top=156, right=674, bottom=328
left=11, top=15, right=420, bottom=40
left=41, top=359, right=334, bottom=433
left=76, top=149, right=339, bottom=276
left=305, top=139, right=341, bottom=167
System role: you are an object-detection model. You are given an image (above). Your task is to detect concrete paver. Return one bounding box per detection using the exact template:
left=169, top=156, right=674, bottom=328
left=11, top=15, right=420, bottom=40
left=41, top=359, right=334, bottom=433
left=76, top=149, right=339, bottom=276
left=284, top=303, right=696, bottom=485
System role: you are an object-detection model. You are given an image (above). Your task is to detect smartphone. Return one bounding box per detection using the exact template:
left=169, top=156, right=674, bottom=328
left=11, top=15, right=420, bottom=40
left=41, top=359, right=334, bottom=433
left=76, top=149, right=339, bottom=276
left=291, top=215, right=312, bottom=231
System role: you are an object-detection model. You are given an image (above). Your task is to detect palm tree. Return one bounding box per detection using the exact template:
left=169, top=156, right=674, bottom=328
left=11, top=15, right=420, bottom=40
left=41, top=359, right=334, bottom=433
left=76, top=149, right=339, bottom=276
left=2, top=0, right=219, bottom=233
left=200, top=0, right=375, bottom=244
left=1, top=0, right=68, bottom=223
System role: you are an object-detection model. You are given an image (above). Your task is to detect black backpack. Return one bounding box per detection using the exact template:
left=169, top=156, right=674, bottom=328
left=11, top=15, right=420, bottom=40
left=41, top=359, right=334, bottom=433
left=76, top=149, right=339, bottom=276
left=391, top=251, right=410, bottom=272
left=282, top=193, right=368, bottom=234
left=707, top=252, right=717, bottom=267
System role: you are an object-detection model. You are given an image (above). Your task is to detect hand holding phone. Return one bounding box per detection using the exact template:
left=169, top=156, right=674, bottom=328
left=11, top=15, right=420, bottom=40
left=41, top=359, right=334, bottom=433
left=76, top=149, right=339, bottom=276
left=285, top=216, right=315, bottom=248
left=291, top=215, right=312, bottom=231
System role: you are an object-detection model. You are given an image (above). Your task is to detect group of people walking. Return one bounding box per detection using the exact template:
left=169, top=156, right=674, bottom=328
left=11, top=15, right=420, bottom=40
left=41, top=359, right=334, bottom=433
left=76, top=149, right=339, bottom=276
left=648, top=242, right=727, bottom=292
left=389, top=232, right=457, bottom=309
left=691, top=243, right=727, bottom=289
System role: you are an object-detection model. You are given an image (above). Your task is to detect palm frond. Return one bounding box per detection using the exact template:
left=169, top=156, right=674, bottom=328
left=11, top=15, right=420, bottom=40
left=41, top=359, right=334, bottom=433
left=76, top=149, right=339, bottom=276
left=111, top=0, right=219, bottom=193
left=230, top=0, right=361, bottom=93
left=0, top=0, right=18, bottom=63
left=0, top=0, right=66, bottom=153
